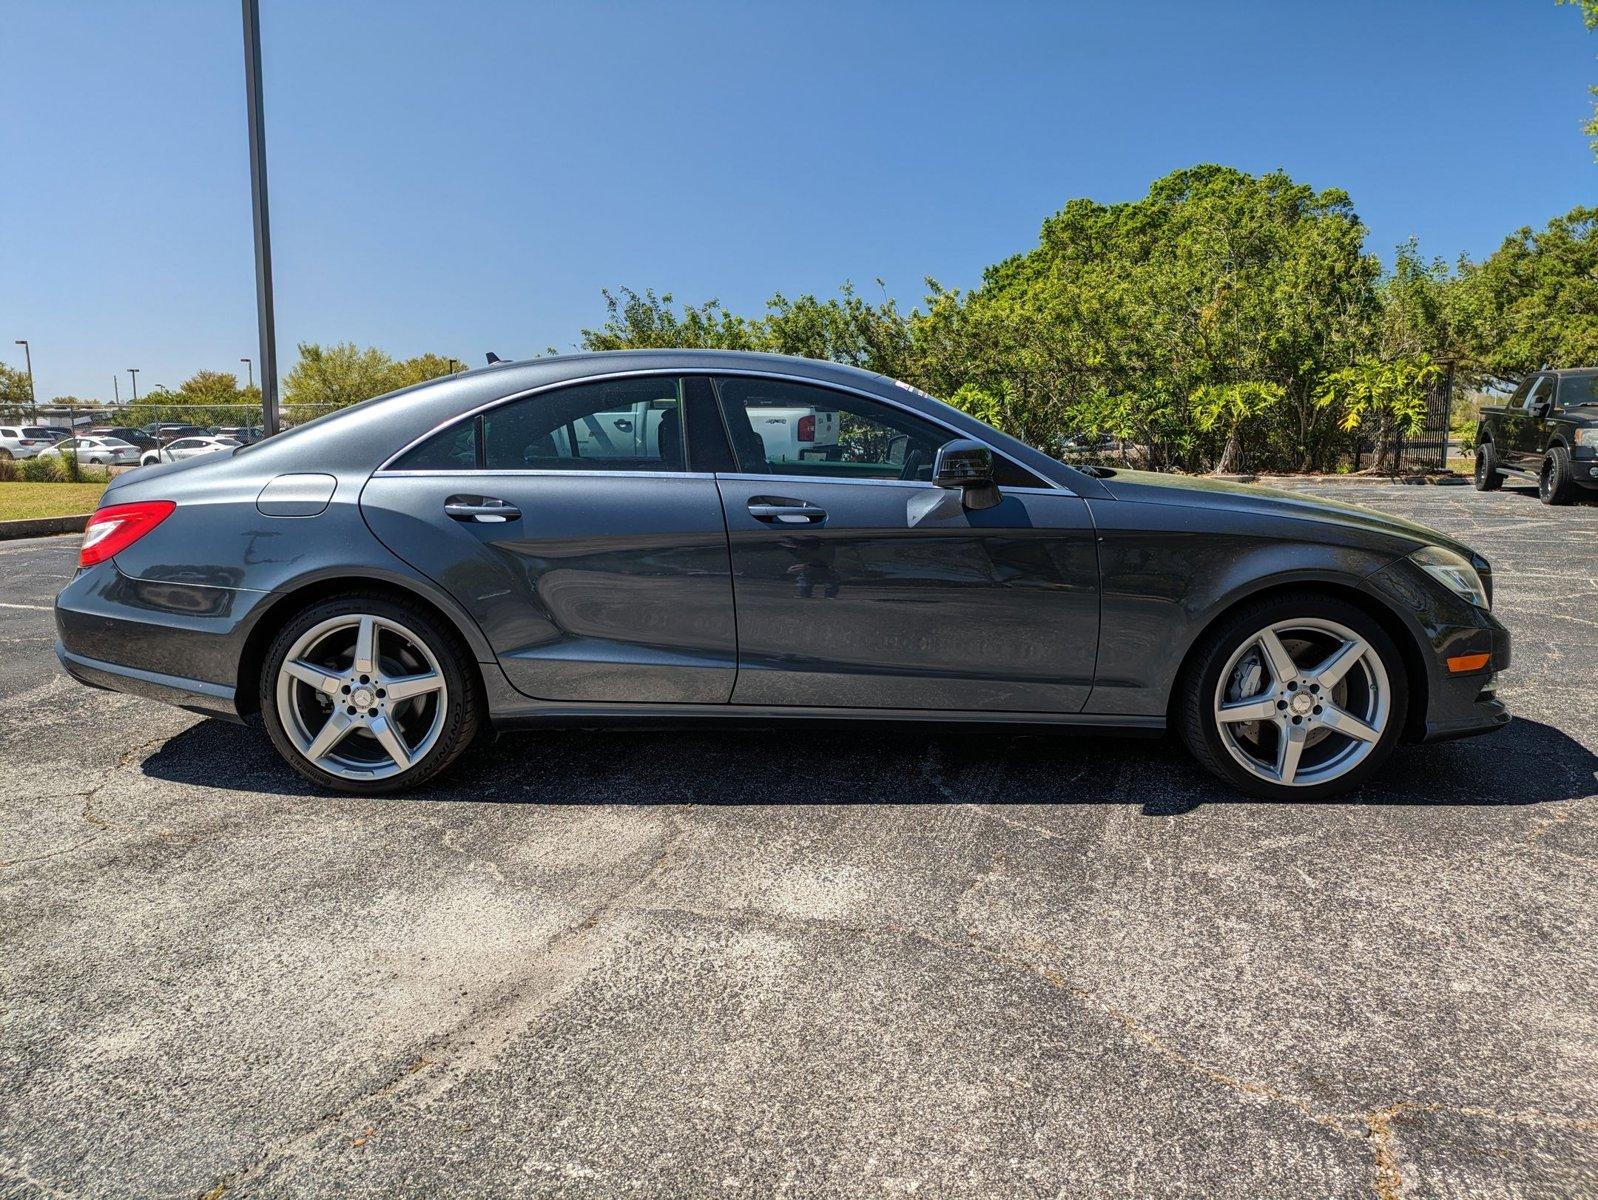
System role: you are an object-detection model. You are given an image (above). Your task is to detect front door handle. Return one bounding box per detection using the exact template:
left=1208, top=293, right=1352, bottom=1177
left=747, top=497, right=827, bottom=525
left=445, top=496, right=521, bottom=523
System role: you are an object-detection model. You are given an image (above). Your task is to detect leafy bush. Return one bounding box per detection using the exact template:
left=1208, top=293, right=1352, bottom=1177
left=20, top=455, right=66, bottom=482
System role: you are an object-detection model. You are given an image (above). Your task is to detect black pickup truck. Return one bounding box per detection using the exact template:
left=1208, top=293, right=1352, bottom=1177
left=1473, top=367, right=1598, bottom=503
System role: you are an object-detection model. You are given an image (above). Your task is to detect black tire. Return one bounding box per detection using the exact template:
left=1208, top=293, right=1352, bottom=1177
left=1539, top=446, right=1577, bottom=506
left=259, top=592, right=482, bottom=794
left=1473, top=442, right=1502, bottom=491
left=1176, top=591, right=1409, bottom=800
left=0, top=449, right=12, bottom=461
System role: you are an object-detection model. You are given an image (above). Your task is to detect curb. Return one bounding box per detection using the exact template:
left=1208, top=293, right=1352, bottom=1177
left=0, top=514, right=90, bottom=541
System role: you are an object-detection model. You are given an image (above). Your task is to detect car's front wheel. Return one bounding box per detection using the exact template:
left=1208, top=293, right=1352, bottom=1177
left=260, top=594, right=481, bottom=793
left=1177, top=593, right=1408, bottom=799
left=1539, top=446, right=1577, bottom=506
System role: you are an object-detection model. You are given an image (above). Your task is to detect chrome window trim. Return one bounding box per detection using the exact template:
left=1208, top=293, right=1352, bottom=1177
left=713, top=471, right=1067, bottom=497
left=375, top=366, right=1071, bottom=495
left=371, top=467, right=717, bottom=481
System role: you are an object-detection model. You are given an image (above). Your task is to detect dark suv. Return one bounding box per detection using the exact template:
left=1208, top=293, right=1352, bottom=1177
left=1474, top=368, right=1598, bottom=503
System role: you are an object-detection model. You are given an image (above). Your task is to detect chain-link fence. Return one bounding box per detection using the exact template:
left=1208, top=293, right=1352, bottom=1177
left=0, top=401, right=345, bottom=438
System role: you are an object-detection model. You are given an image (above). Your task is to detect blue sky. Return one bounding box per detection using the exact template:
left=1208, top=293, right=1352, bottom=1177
left=3, top=0, right=1595, bottom=403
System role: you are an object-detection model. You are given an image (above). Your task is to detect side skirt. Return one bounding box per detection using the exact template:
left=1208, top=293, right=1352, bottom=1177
left=486, top=700, right=1166, bottom=736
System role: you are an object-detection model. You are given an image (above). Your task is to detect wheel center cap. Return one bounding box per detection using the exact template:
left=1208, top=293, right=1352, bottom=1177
left=1290, top=692, right=1314, bottom=715
left=351, top=686, right=375, bottom=708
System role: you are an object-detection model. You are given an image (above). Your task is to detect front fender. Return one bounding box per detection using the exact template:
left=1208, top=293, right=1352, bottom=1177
left=1082, top=498, right=1405, bottom=715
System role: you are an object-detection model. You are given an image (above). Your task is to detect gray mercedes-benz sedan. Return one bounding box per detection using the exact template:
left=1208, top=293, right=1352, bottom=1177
left=55, top=350, right=1510, bottom=798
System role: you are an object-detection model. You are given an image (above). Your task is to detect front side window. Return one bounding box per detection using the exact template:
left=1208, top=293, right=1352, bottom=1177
left=1524, top=376, right=1555, bottom=411
left=712, top=376, right=1046, bottom=486
left=714, top=377, right=948, bottom=481
left=483, top=377, right=686, bottom=472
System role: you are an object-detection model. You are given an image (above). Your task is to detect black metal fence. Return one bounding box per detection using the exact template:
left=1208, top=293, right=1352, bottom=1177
left=1351, top=362, right=1456, bottom=472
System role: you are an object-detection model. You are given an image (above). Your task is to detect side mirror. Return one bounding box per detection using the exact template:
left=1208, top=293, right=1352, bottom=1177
left=933, top=439, right=1002, bottom=510
left=1530, top=397, right=1551, bottom=417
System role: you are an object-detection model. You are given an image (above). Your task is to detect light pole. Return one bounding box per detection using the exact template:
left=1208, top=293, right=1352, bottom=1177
left=14, top=339, right=36, bottom=420
left=128, top=368, right=140, bottom=403
left=242, top=0, right=280, bottom=437
left=240, top=357, right=253, bottom=388
left=113, top=375, right=120, bottom=406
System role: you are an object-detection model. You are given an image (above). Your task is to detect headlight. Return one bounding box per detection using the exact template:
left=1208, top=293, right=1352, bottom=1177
left=1410, top=545, right=1489, bottom=609
left=1575, top=428, right=1597, bottom=448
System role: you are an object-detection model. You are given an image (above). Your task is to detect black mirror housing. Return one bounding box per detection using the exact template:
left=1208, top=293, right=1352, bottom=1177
left=934, top=439, right=1002, bottom=510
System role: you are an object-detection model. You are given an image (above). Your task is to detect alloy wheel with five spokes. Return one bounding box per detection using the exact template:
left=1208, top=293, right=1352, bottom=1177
left=261, top=594, right=479, bottom=792
left=1212, top=617, right=1390, bottom=789
left=1179, top=594, right=1408, bottom=799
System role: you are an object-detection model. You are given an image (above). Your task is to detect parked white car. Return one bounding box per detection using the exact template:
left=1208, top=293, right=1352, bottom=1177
left=139, top=435, right=241, bottom=466
left=0, top=425, right=61, bottom=460
left=38, top=436, right=143, bottom=466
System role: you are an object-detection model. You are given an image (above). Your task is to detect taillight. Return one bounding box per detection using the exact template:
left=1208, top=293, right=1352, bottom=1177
left=797, top=414, right=815, bottom=442
left=79, top=501, right=176, bottom=568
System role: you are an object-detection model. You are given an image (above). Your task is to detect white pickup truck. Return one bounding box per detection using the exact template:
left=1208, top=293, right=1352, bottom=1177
left=746, top=406, right=841, bottom=465
left=564, top=400, right=841, bottom=465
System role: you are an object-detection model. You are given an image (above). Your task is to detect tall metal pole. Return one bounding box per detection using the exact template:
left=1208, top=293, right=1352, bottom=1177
left=113, top=375, right=120, bottom=406
left=14, top=339, right=36, bottom=420
left=128, top=368, right=140, bottom=402
left=242, top=0, right=279, bottom=436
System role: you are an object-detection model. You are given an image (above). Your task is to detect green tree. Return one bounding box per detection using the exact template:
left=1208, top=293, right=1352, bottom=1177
left=1558, top=0, right=1598, bottom=156
left=579, top=283, right=915, bottom=380
left=1189, top=381, right=1286, bottom=474
left=1453, top=206, right=1598, bottom=381
left=1314, top=356, right=1442, bottom=471
left=389, top=352, right=464, bottom=390
left=0, top=361, right=33, bottom=414
left=915, top=164, right=1379, bottom=470
left=283, top=342, right=399, bottom=412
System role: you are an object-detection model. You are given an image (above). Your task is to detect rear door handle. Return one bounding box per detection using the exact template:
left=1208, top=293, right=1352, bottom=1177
left=445, top=496, right=521, bottom=523
left=747, top=497, right=826, bottom=524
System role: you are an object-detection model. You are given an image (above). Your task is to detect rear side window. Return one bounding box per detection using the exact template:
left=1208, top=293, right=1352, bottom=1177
left=482, top=377, right=686, bottom=472
left=392, top=421, right=479, bottom=470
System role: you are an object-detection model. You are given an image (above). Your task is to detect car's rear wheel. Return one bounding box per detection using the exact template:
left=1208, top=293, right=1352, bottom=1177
left=1473, top=443, right=1501, bottom=490
left=260, top=594, right=481, bottom=794
left=1539, top=446, right=1576, bottom=506
left=1177, top=593, right=1408, bottom=799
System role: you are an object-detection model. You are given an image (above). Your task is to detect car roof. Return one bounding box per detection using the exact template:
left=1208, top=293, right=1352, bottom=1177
left=113, top=350, right=1100, bottom=499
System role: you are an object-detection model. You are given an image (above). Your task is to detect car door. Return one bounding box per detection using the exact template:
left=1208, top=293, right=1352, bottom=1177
left=360, top=373, right=738, bottom=705
left=1515, top=375, right=1555, bottom=465
left=709, top=375, right=1100, bottom=713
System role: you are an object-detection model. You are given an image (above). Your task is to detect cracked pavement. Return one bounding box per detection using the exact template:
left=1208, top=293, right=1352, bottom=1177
left=1, top=479, right=1595, bottom=1198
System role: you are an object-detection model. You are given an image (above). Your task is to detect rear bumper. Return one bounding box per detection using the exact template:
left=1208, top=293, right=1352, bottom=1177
left=54, top=558, right=268, bottom=720
left=56, top=643, right=241, bottom=720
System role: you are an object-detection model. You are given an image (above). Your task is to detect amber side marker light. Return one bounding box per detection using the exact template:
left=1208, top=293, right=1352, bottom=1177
left=1446, top=652, right=1492, bottom=674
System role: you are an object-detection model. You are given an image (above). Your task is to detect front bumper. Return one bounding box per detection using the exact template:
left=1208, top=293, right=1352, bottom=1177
left=1362, top=560, right=1512, bottom=743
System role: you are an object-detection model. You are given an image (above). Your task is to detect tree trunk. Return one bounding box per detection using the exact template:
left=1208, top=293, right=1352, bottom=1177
left=1215, top=428, right=1242, bottom=474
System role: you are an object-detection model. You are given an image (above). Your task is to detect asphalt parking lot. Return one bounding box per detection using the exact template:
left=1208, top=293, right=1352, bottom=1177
left=1, top=479, right=1594, bottom=1199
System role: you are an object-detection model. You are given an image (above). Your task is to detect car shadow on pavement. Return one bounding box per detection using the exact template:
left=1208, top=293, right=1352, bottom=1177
left=138, top=714, right=1595, bottom=816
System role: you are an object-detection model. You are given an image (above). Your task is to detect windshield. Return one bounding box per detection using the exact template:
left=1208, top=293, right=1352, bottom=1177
left=1560, top=371, right=1598, bottom=406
